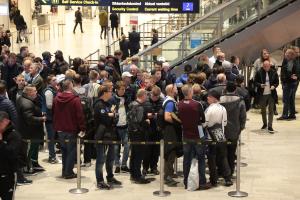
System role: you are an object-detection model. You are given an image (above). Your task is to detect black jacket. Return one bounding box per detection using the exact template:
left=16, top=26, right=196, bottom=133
left=16, top=94, right=44, bottom=140
left=280, top=58, right=300, bottom=84
left=129, top=31, right=140, bottom=51
left=0, top=95, right=18, bottom=126
left=1, top=63, right=23, bottom=90
left=254, top=68, right=279, bottom=102
left=119, top=39, right=130, bottom=60
left=75, top=10, right=82, bottom=22
left=13, top=14, right=26, bottom=30
left=93, top=99, right=116, bottom=141
left=0, top=123, right=22, bottom=174
left=110, top=13, right=119, bottom=27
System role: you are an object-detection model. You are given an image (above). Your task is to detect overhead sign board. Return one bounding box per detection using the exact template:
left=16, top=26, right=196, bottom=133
left=110, top=0, right=199, bottom=13
left=38, top=0, right=100, bottom=6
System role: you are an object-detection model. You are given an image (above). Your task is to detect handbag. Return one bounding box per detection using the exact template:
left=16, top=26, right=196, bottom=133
left=207, top=123, right=226, bottom=142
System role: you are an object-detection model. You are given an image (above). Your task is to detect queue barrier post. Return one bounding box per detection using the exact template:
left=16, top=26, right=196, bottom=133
left=153, top=139, right=171, bottom=197
left=69, top=137, right=89, bottom=194
left=228, top=138, right=248, bottom=198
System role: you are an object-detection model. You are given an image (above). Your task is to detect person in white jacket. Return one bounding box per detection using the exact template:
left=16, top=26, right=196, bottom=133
left=204, top=90, right=232, bottom=187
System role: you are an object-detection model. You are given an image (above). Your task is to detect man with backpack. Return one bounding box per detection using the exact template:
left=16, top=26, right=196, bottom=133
left=127, top=89, right=151, bottom=184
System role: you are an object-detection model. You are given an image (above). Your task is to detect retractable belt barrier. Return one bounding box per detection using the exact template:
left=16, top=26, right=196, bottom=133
left=22, top=138, right=247, bottom=198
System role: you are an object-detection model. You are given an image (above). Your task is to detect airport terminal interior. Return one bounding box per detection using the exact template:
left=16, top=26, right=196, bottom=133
left=0, top=0, right=300, bottom=199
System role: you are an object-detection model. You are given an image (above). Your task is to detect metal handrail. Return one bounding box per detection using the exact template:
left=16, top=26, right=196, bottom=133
left=137, top=0, right=236, bottom=57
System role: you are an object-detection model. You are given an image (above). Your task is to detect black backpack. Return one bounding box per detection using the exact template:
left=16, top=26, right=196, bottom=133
left=127, top=101, right=143, bottom=132
left=79, top=95, right=94, bottom=134
left=156, top=99, right=173, bottom=131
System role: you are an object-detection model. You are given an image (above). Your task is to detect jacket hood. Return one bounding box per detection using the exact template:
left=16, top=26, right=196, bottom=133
left=56, top=92, right=78, bottom=103
left=220, top=95, right=241, bottom=112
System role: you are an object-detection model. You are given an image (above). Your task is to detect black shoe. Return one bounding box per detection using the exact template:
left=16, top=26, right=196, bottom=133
left=132, top=177, right=150, bottom=184
left=210, top=182, right=218, bottom=187
left=277, top=116, right=289, bottom=121
left=274, top=110, right=278, bottom=115
left=224, top=179, right=233, bottom=187
left=261, top=124, right=267, bottom=130
left=288, top=115, right=296, bottom=120
left=121, top=166, right=130, bottom=173
left=32, top=162, right=45, bottom=172
left=17, top=178, right=33, bottom=186
left=164, top=176, right=178, bottom=186
left=64, top=173, right=77, bottom=179
left=150, top=169, right=159, bottom=175
left=48, top=157, right=58, bottom=164
left=199, top=183, right=212, bottom=190
left=97, top=181, right=111, bottom=190
left=142, top=169, right=148, bottom=176
left=268, top=127, right=275, bottom=134
left=107, top=177, right=122, bottom=185
left=23, top=168, right=38, bottom=176
left=115, top=167, right=120, bottom=173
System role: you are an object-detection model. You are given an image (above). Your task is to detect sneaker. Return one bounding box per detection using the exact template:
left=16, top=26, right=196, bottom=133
left=107, top=177, right=122, bottom=185
left=64, top=173, right=77, bottom=179
left=131, top=177, right=150, bottom=184
left=150, top=169, right=159, bottom=175
left=268, top=127, right=275, bottom=134
left=23, top=168, right=38, bottom=176
left=224, top=179, right=233, bottom=187
left=261, top=124, right=267, bottom=130
left=17, top=178, right=33, bottom=186
left=288, top=115, right=296, bottom=120
left=32, top=162, right=45, bottom=172
left=97, top=181, right=111, bottom=190
left=48, top=157, right=58, bottom=164
left=277, top=116, right=289, bottom=120
left=120, top=166, right=130, bottom=173
left=199, top=183, right=212, bottom=190
left=114, top=167, right=120, bottom=173
left=82, top=162, right=92, bottom=167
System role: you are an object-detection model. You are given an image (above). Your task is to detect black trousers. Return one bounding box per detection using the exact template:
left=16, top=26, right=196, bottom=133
left=73, top=21, right=83, bottom=33
left=111, top=26, right=119, bottom=38
left=227, top=140, right=238, bottom=175
left=129, top=131, right=145, bottom=179
left=0, top=173, right=15, bottom=200
left=100, top=26, right=107, bottom=39
left=143, top=131, right=160, bottom=171
left=207, top=143, right=231, bottom=184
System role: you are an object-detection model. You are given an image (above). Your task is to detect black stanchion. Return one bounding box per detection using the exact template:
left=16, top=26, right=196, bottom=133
left=69, top=138, right=89, bottom=194
left=153, top=139, right=171, bottom=197
left=228, top=138, right=248, bottom=198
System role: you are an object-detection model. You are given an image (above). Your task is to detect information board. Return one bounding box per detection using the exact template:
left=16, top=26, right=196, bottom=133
left=39, top=0, right=100, bottom=6
left=110, top=0, right=199, bottom=13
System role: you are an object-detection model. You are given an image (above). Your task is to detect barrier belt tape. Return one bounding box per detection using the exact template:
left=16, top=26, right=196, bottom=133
left=22, top=139, right=235, bottom=145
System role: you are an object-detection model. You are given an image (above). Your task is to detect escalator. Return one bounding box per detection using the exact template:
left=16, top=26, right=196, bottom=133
left=137, top=0, right=300, bottom=73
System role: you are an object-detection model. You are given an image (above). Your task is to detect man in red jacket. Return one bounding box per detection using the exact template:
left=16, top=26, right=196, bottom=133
left=53, top=79, right=85, bottom=179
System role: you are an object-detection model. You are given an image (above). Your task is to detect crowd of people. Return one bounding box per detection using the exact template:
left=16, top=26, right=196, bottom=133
left=0, top=42, right=299, bottom=199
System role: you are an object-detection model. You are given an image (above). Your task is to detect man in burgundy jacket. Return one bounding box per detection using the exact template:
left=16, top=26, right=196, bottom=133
left=178, top=84, right=210, bottom=190
left=53, top=79, right=85, bottom=179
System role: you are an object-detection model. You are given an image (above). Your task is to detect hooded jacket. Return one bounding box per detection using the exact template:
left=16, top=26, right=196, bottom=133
left=53, top=92, right=85, bottom=134
left=220, top=94, right=246, bottom=140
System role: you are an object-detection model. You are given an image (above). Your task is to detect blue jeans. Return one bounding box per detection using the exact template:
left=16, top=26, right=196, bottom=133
left=183, top=142, right=207, bottom=187
left=58, top=132, right=76, bottom=176
left=46, top=122, right=56, bottom=159
left=95, top=144, right=115, bottom=182
left=282, top=82, right=297, bottom=117
left=114, top=127, right=130, bottom=167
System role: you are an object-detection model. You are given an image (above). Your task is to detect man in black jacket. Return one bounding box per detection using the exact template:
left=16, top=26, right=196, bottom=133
left=0, top=111, right=20, bottom=200
left=73, top=7, right=83, bottom=33
left=254, top=60, right=279, bottom=133
left=0, top=81, right=18, bottom=126
left=1, top=53, right=23, bottom=90
left=128, top=89, right=151, bottom=184
left=129, top=25, right=140, bottom=56
left=278, top=49, right=299, bottom=120
left=16, top=85, right=46, bottom=173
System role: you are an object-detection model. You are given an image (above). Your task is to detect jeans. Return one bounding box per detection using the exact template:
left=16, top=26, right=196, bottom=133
left=183, top=142, right=207, bottom=187
left=28, top=142, right=39, bottom=167
left=114, top=127, right=130, bottom=167
left=58, top=132, right=76, bottom=176
left=45, top=122, right=56, bottom=159
left=95, top=144, right=115, bottom=182
left=282, top=82, right=297, bottom=118
left=260, top=94, right=274, bottom=127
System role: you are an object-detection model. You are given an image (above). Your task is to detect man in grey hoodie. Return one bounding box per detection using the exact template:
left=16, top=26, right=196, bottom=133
left=220, top=81, right=246, bottom=176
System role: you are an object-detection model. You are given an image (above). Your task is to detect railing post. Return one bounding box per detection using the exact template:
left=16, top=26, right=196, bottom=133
left=69, top=138, right=89, bottom=194
left=153, top=139, right=170, bottom=197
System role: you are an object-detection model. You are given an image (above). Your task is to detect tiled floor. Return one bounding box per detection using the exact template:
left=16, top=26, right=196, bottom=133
left=15, top=107, right=300, bottom=200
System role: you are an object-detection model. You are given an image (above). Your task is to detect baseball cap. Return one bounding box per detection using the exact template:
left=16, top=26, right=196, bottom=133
left=122, top=71, right=133, bottom=78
